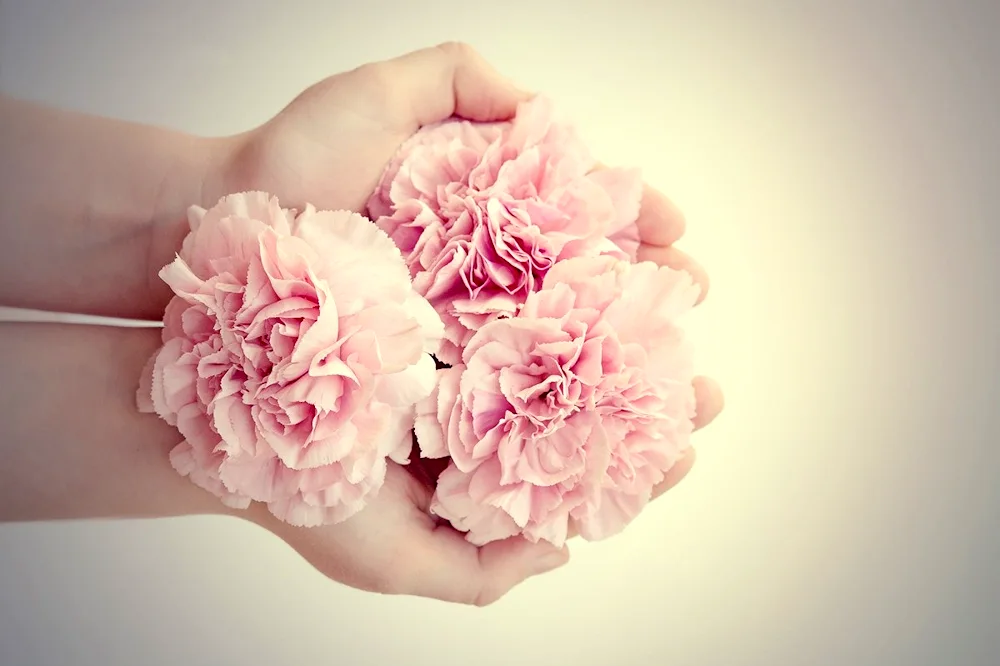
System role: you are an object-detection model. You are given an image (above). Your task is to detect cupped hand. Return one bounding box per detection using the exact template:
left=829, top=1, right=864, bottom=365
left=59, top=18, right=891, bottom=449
left=213, top=42, right=724, bottom=605
left=216, top=42, right=533, bottom=215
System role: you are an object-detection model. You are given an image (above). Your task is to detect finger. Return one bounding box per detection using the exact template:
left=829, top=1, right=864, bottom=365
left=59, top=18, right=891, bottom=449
left=564, top=446, right=697, bottom=542
left=402, top=523, right=569, bottom=607
left=372, top=42, right=532, bottom=130
left=651, top=447, right=697, bottom=500
left=636, top=184, right=687, bottom=247
left=636, top=244, right=710, bottom=304
left=647, top=377, right=724, bottom=499
left=411, top=375, right=723, bottom=554
left=649, top=378, right=725, bottom=500
left=565, top=377, right=721, bottom=540
left=693, top=375, right=724, bottom=430
left=592, top=162, right=686, bottom=248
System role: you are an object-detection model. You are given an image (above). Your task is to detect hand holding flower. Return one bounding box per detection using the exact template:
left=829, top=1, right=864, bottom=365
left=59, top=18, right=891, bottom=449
left=0, top=42, right=723, bottom=607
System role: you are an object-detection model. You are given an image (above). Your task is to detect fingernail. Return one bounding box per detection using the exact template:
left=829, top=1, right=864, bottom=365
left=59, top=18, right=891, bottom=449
left=533, top=546, right=570, bottom=574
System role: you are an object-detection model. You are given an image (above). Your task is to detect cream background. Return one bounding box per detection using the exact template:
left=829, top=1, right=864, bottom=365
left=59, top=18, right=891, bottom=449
left=1, top=1, right=997, bottom=664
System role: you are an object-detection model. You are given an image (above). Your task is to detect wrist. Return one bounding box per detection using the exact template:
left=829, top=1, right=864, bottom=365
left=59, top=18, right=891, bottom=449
left=150, top=132, right=245, bottom=228
left=143, top=131, right=250, bottom=311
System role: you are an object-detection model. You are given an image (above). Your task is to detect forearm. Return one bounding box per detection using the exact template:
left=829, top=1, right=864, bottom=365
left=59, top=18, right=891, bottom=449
left=0, top=322, right=238, bottom=522
left=0, top=95, right=237, bottom=319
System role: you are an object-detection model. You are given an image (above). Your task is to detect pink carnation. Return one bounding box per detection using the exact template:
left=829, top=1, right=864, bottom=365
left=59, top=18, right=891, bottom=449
left=414, top=256, right=699, bottom=547
left=367, top=96, right=644, bottom=365
left=137, top=192, right=443, bottom=527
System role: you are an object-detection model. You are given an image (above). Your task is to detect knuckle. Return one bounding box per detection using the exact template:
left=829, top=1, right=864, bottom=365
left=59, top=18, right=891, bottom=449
left=349, top=62, right=396, bottom=108
left=355, top=61, right=392, bottom=89
left=435, top=40, right=477, bottom=61
left=470, top=581, right=506, bottom=608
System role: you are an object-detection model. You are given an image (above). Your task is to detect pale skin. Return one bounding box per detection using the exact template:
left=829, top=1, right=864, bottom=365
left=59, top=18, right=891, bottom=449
left=0, top=43, right=724, bottom=606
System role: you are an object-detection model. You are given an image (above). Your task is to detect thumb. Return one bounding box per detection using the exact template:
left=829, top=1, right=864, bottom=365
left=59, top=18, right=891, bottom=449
left=404, top=523, right=570, bottom=607
left=366, top=42, right=533, bottom=130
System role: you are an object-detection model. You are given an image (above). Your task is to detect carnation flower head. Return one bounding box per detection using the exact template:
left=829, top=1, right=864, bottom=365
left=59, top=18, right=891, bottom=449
left=367, top=96, right=644, bottom=365
left=137, top=192, right=443, bottom=527
left=414, top=255, right=700, bottom=547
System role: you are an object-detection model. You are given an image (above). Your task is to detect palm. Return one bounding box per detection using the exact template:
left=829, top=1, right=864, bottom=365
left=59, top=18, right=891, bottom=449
left=260, top=457, right=579, bottom=606
left=256, top=462, right=435, bottom=594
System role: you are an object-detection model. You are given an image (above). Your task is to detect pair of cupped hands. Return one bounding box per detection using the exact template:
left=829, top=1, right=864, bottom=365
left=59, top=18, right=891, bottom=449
left=162, top=43, right=724, bottom=606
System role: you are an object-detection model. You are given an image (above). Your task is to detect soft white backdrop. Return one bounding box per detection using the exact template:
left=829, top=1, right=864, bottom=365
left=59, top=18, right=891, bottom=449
left=1, top=2, right=997, bottom=665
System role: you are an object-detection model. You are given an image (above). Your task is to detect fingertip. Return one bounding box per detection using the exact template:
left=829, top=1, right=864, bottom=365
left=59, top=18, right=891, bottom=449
left=635, top=245, right=710, bottom=304
left=373, top=43, right=527, bottom=130
left=651, top=447, right=698, bottom=500
left=405, top=522, right=570, bottom=607
left=434, top=41, right=527, bottom=123
left=478, top=533, right=569, bottom=575
left=636, top=185, right=686, bottom=247
left=692, top=376, right=724, bottom=430
left=473, top=536, right=570, bottom=606
left=692, top=270, right=710, bottom=305
left=528, top=543, right=571, bottom=576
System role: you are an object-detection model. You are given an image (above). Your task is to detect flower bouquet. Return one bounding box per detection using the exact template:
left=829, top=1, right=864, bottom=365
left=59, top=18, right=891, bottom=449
left=138, top=95, right=700, bottom=549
